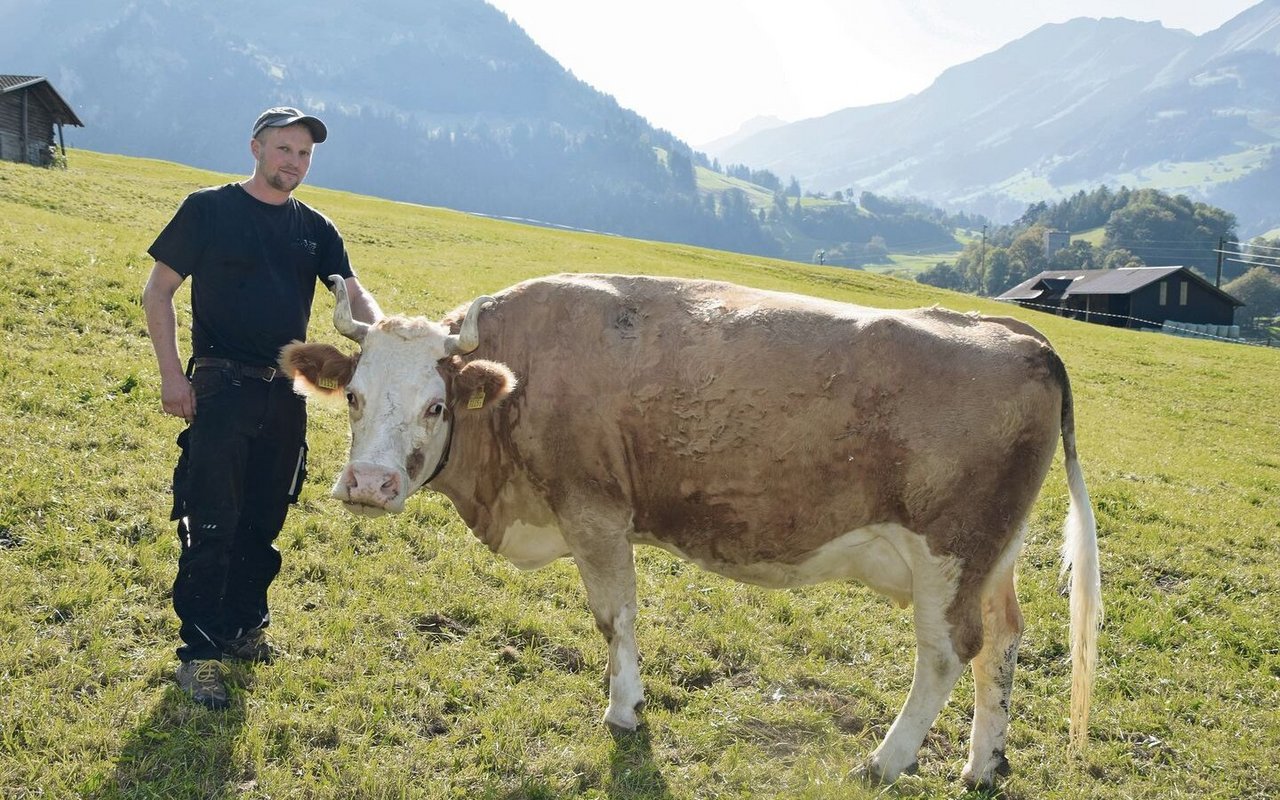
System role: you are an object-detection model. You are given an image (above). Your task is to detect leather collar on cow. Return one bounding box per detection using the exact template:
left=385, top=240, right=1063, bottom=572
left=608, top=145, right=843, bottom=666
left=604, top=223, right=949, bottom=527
left=423, top=406, right=454, bottom=486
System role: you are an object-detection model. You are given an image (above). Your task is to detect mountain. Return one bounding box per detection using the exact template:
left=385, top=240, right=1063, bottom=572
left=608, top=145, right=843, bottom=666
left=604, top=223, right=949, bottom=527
left=698, top=115, right=789, bottom=155
left=10, top=1, right=1279, bottom=254
left=710, top=1, right=1280, bottom=235
left=0, top=0, right=757, bottom=251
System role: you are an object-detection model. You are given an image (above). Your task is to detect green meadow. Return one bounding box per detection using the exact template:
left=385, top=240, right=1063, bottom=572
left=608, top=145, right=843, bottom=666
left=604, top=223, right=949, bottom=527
left=1, top=151, right=1277, bottom=799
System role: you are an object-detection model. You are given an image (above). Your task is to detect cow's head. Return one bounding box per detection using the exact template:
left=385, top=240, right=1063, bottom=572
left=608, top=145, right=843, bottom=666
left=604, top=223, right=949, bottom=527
left=280, top=276, right=516, bottom=515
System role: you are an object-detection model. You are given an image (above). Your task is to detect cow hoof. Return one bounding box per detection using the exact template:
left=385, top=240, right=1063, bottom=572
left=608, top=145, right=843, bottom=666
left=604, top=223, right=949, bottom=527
left=854, top=759, right=917, bottom=785
left=604, top=706, right=640, bottom=733
left=606, top=721, right=640, bottom=739
left=962, top=752, right=1011, bottom=789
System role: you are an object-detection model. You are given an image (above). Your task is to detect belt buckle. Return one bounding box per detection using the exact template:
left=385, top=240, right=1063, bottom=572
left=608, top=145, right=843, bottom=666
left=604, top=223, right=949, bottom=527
left=261, top=366, right=277, bottom=382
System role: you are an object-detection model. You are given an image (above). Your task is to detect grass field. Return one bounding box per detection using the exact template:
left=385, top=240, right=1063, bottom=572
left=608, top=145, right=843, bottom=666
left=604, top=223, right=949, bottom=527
left=1073, top=227, right=1107, bottom=247
left=990, top=145, right=1276, bottom=209
left=2, top=151, right=1278, bottom=799
left=693, top=167, right=775, bottom=211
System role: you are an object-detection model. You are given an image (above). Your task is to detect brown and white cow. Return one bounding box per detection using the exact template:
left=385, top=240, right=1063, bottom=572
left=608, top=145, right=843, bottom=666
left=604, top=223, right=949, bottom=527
left=281, top=273, right=1101, bottom=788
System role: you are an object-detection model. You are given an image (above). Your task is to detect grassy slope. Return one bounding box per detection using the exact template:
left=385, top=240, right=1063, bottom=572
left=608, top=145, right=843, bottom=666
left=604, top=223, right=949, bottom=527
left=990, top=145, right=1276, bottom=209
left=693, top=166, right=775, bottom=211
left=1, top=151, right=1277, bottom=800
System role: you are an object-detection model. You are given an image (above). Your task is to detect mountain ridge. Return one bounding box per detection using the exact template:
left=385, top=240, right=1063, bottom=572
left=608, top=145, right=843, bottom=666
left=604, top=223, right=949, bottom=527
left=6, top=0, right=1280, bottom=247
left=711, top=2, right=1280, bottom=234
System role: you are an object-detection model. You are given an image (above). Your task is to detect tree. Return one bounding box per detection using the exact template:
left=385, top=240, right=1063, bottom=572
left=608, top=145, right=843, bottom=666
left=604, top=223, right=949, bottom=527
left=666, top=149, right=695, bottom=189
left=1223, top=267, right=1280, bottom=323
left=916, top=262, right=968, bottom=291
left=1103, top=247, right=1144, bottom=270
left=1104, top=190, right=1236, bottom=278
left=1247, top=236, right=1280, bottom=268
left=770, top=191, right=792, bottom=222
left=980, top=249, right=1014, bottom=296
left=1050, top=240, right=1097, bottom=271
left=1007, top=225, right=1049, bottom=286
left=864, top=235, right=889, bottom=263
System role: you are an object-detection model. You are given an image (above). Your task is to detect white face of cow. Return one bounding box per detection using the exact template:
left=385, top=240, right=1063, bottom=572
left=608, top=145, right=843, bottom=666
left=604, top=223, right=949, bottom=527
left=279, top=281, right=508, bottom=516
left=334, top=319, right=455, bottom=516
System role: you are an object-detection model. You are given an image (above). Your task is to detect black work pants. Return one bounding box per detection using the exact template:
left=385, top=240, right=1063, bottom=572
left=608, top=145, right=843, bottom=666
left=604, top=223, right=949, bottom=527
left=170, top=365, right=308, bottom=662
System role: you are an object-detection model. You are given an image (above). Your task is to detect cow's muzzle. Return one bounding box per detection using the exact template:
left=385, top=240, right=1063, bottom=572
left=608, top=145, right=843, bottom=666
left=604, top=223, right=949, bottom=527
left=333, top=461, right=408, bottom=515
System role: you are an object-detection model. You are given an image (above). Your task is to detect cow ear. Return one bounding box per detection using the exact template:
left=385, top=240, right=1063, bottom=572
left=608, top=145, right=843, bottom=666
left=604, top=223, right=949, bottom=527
left=279, top=341, right=356, bottom=399
left=454, top=359, right=517, bottom=411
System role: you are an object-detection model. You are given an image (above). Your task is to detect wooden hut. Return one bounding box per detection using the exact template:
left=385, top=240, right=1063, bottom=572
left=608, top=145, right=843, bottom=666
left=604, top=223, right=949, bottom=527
left=0, top=75, right=84, bottom=166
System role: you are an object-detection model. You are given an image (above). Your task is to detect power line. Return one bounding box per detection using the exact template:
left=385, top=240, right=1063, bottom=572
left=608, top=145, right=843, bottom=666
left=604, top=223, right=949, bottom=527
left=1106, top=238, right=1225, bottom=247
left=1225, top=256, right=1280, bottom=271
left=1113, top=246, right=1217, bottom=255
left=1227, top=239, right=1280, bottom=253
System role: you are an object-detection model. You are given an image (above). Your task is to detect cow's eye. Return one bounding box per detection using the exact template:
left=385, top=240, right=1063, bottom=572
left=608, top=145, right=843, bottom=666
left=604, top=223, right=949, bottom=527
left=426, top=402, right=445, bottom=417
left=345, top=391, right=357, bottom=407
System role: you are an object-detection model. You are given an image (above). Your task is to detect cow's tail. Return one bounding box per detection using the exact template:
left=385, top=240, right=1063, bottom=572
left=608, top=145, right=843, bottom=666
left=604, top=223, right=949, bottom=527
left=1055, top=360, right=1102, bottom=752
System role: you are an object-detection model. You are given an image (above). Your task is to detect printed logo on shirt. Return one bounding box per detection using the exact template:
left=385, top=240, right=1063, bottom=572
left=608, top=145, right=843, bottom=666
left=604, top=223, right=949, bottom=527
left=294, top=238, right=318, bottom=254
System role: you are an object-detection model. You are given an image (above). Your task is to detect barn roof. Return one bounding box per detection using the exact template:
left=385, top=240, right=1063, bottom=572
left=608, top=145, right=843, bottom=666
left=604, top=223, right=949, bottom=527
left=997, top=266, right=1242, bottom=306
left=0, top=75, right=84, bottom=127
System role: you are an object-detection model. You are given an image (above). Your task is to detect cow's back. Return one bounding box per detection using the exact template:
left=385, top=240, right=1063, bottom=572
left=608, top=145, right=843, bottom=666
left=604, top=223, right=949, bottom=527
left=444, top=274, right=1063, bottom=569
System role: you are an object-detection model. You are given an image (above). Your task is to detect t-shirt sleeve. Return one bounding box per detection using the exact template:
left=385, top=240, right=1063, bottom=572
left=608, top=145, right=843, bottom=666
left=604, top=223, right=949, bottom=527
left=316, top=215, right=355, bottom=288
left=148, top=193, right=208, bottom=277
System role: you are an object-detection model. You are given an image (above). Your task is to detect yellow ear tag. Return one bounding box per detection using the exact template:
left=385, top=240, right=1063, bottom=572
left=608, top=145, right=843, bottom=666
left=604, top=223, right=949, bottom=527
left=318, top=377, right=338, bottom=390
left=467, top=387, right=486, bottom=410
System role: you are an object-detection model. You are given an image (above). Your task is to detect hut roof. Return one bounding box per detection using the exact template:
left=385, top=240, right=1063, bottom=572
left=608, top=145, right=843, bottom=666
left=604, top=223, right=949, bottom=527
left=0, top=75, right=84, bottom=127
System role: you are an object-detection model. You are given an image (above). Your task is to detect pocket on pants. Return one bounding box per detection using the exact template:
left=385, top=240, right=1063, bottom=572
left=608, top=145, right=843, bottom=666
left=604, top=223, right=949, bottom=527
left=191, top=368, right=233, bottom=402
left=286, top=441, right=309, bottom=504
left=170, top=427, right=192, bottom=521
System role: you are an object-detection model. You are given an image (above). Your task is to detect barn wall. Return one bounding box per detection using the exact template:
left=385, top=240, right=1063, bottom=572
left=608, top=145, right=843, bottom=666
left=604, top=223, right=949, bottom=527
left=1131, top=278, right=1235, bottom=327
left=0, top=90, right=55, bottom=165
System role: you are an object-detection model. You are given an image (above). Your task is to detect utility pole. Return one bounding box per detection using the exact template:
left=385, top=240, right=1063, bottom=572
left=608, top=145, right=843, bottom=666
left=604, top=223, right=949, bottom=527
left=979, top=224, right=987, bottom=283
left=1216, top=237, right=1225, bottom=287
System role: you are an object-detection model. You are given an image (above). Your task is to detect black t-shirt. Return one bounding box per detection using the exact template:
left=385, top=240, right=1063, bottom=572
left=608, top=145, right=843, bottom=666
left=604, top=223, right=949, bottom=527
left=149, top=183, right=355, bottom=366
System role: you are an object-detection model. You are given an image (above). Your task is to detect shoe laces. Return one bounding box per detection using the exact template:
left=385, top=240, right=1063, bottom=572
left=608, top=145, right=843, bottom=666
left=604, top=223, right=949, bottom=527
left=192, top=659, right=228, bottom=684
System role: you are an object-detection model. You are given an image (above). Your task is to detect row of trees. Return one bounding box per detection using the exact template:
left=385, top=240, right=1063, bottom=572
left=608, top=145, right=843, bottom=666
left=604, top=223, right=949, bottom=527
left=916, top=187, right=1241, bottom=296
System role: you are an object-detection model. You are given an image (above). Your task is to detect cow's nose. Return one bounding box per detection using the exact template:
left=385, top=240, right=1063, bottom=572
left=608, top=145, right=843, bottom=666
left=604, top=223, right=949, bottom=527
left=341, top=463, right=403, bottom=506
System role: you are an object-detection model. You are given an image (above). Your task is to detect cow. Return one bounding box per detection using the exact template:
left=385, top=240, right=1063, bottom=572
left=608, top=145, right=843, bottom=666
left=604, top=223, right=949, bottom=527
left=280, top=272, right=1102, bottom=788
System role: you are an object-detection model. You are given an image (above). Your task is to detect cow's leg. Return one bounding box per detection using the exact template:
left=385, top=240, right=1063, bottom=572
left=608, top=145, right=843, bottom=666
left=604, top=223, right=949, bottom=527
left=963, top=563, right=1023, bottom=788
left=865, top=569, right=973, bottom=783
left=571, top=534, right=644, bottom=731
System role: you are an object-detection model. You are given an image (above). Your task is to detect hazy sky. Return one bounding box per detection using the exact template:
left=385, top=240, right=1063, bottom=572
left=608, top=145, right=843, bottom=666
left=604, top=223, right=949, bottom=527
left=485, top=0, right=1262, bottom=145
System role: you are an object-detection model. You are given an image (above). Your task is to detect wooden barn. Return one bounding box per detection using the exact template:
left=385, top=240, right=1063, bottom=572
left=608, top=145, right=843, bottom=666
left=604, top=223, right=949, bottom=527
left=0, top=75, right=83, bottom=166
left=996, top=266, right=1243, bottom=329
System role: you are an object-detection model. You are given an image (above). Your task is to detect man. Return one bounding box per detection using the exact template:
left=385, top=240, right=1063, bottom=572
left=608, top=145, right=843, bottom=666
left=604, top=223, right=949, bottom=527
left=142, top=106, right=380, bottom=709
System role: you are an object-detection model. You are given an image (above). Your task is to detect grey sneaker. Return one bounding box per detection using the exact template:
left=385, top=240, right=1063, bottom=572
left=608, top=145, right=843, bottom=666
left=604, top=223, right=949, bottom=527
left=223, top=629, right=277, bottom=663
left=176, top=659, right=230, bottom=710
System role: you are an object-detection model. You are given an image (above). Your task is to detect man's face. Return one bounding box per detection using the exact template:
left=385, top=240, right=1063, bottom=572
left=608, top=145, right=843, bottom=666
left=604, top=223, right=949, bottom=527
left=251, top=124, right=314, bottom=193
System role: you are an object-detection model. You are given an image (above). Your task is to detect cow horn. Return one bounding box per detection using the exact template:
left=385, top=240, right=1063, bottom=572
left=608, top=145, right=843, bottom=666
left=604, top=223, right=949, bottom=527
left=330, top=274, right=370, bottom=343
left=447, top=295, right=494, bottom=355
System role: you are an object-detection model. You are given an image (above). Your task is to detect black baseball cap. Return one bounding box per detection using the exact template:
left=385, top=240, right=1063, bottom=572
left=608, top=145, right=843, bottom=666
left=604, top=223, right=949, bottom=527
left=252, top=106, right=328, bottom=143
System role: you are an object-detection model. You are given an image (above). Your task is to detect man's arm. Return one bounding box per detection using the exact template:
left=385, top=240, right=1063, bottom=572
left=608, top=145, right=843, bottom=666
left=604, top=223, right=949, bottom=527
left=142, top=261, right=196, bottom=422
left=343, top=276, right=382, bottom=324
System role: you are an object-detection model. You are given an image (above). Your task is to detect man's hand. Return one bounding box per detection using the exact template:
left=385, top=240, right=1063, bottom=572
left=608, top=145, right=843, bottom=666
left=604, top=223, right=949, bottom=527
left=160, top=373, right=196, bottom=422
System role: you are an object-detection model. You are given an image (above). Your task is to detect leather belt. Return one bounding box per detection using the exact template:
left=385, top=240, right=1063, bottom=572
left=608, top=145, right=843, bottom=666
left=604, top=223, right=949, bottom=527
left=191, top=357, right=282, bottom=382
